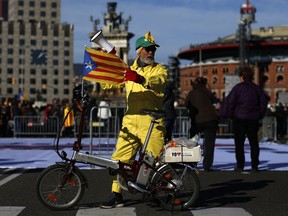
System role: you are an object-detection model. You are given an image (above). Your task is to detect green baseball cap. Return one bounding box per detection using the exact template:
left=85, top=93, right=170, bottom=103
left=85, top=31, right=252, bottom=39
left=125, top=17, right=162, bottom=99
left=135, top=32, right=160, bottom=50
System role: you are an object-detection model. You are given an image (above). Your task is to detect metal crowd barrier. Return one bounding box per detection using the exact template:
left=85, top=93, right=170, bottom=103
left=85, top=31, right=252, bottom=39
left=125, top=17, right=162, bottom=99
left=261, top=116, right=277, bottom=142
left=12, top=109, right=283, bottom=144
left=13, top=116, right=59, bottom=137
left=12, top=108, right=236, bottom=139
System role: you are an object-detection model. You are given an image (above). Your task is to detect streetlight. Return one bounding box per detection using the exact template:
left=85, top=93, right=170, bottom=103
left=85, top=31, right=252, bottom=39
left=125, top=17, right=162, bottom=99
left=19, top=45, right=29, bottom=97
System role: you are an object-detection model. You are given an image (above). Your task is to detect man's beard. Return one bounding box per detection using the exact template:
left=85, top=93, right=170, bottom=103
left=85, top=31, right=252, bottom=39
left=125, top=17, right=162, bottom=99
left=141, top=57, right=154, bottom=65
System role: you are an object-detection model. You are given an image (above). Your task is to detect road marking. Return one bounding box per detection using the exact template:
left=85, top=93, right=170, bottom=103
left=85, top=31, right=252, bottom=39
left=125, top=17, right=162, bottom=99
left=192, top=207, right=252, bottom=216
left=0, top=168, right=23, bottom=187
left=76, top=207, right=136, bottom=216
left=0, top=206, right=25, bottom=216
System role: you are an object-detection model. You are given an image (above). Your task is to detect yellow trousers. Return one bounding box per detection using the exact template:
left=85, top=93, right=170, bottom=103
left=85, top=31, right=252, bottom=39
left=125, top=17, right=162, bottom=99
left=111, top=114, right=165, bottom=193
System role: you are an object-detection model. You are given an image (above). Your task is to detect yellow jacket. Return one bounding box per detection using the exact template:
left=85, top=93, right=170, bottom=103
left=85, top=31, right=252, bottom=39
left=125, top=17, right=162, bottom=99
left=103, top=57, right=169, bottom=114
left=63, top=107, right=74, bottom=127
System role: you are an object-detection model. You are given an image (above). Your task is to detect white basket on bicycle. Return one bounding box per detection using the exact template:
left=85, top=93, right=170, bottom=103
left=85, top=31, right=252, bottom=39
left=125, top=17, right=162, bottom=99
left=162, top=137, right=201, bottom=163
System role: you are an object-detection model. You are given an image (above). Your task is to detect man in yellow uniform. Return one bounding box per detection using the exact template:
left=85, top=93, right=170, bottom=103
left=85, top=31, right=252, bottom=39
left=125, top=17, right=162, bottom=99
left=101, top=32, right=169, bottom=208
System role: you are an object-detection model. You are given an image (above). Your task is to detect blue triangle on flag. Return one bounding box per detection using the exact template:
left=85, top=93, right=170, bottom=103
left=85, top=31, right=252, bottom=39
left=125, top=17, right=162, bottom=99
left=83, top=50, right=98, bottom=76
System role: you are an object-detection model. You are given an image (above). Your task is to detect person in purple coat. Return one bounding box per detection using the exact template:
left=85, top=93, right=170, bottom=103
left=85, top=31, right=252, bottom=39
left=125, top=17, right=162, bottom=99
left=219, top=65, right=268, bottom=172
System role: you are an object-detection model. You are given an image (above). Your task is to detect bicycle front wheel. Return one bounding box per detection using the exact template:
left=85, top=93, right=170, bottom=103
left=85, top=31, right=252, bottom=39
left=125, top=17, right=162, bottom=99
left=36, top=163, right=85, bottom=210
left=151, top=163, right=200, bottom=211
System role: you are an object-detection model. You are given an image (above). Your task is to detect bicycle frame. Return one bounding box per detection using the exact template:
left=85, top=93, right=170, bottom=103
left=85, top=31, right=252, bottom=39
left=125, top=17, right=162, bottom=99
left=56, top=86, right=170, bottom=192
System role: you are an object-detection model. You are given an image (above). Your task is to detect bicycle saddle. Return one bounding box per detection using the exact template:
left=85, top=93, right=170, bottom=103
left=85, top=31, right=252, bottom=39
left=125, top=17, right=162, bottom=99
left=140, top=109, right=166, bottom=120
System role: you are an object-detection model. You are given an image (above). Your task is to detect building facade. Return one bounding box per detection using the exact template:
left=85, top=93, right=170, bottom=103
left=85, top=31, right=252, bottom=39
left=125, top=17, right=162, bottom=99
left=0, top=0, right=74, bottom=103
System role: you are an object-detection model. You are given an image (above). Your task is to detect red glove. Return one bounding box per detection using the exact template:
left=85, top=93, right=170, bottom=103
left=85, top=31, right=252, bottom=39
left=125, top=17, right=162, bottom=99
left=124, top=67, right=145, bottom=84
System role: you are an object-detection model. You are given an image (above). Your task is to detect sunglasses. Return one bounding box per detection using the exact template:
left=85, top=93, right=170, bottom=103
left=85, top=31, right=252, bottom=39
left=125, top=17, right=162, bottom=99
left=144, top=46, right=157, bottom=52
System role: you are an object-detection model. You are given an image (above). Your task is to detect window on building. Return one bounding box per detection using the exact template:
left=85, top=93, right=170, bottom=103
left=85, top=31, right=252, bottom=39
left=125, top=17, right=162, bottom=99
left=30, top=88, right=36, bottom=94
left=18, top=1, right=24, bottom=6
left=7, top=88, right=13, bottom=94
left=53, top=26, right=59, bottom=36
left=212, top=77, right=218, bottom=84
left=53, top=69, right=58, bottom=75
left=53, top=60, right=59, bottom=65
left=53, top=41, right=59, bottom=46
left=63, top=89, right=69, bottom=95
left=212, top=67, right=218, bottom=74
left=64, top=60, right=69, bottom=66
left=29, top=11, right=35, bottom=16
left=42, top=40, right=48, bottom=46
left=276, top=65, right=285, bottom=72
left=31, top=23, right=36, bottom=35
left=64, top=70, right=69, bottom=75
left=64, top=79, right=69, bottom=85
left=19, top=39, right=25, bottom=46
left=41, top=22, right=48, bottom=35
left=222, top=67, right=229, bottom=73
left=64, top=50, right=70, bottom=56
left=8, top=49, right=13, bottom=55
left=276, top=75, right=284, bottom=83
left=262, top=75, right=269, bottom=84
left=7, top=77, right=13, bottom=84
left=41, top=69, right=47, bottom=75
left=64, top=26, right=70, bottom=37
left=51, top=2, right=57, bottom=8
left=41, top=89, right=47, bottom=94
left=8, top=39, right=13, bottom=45
left=53, top=50, right=59, bottom=56
left=53, top=88, right=58, bottom=94
left=53, top=79, right=58, bottom=85
left=30, top=68, right=36, bottom=75
left=7, top=58, right=13, bottom=64
left=64, top=41, right=70, bottom=46
left=7, top=68, right=13, bottom=74
left=41, top=79, right=47, bottom=84
left=30, top=40, right=36, bottom=46
left=18, top=10, right=24, bottom=16
left=20, top=22, right=25, bottom=35
left=29, top=1, right=35, bottom=7
left=8, top=22, right=14, bottom=34
left=203, top=69, right=208, bottom=75
left=30, top=78, right=36, bottom=84
left=18, top=77, right=23, bottom=85
left=51, top=12, right=57, bottom=18
left=40, top=2, right=46, bottom=7
left=40, top=11, right=46, bottom=17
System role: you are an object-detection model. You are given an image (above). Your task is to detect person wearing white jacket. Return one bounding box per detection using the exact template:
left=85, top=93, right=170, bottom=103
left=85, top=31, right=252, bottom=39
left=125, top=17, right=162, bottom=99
left=97, top=99, right=111, bottom=132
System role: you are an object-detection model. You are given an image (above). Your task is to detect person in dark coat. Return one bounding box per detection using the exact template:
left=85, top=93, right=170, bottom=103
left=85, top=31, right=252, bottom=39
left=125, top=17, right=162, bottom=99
left=185, top=77, right=219, bottom=171
left=219, top=65, right=268, bottom=172
left=163, top=82, right=177, bottom=142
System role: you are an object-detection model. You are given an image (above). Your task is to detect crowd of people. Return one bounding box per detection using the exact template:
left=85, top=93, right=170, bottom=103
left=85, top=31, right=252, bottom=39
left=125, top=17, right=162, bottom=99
left=0, top=98, right=64, bottom=137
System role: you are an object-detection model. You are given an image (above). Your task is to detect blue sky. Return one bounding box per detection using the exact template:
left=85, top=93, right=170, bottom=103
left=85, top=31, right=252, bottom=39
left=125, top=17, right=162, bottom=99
left=61, top=0, right=288, bottom=65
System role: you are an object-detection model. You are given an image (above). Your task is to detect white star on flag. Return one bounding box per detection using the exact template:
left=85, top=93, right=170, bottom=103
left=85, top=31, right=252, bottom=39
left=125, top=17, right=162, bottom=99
left=85, top=61, right=93, bottom=70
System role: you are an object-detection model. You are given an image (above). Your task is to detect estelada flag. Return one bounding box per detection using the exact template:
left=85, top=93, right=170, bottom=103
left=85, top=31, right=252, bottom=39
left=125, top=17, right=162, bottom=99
left=18, top=90, right=29, bottom=101
left=83, top=47, right=127, bottom=84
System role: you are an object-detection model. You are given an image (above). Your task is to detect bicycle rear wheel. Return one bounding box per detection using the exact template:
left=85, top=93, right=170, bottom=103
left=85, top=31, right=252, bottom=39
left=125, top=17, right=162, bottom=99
left=36, top=163, right=85, bottom=210
left=151, top=163, right=200, bottom=211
